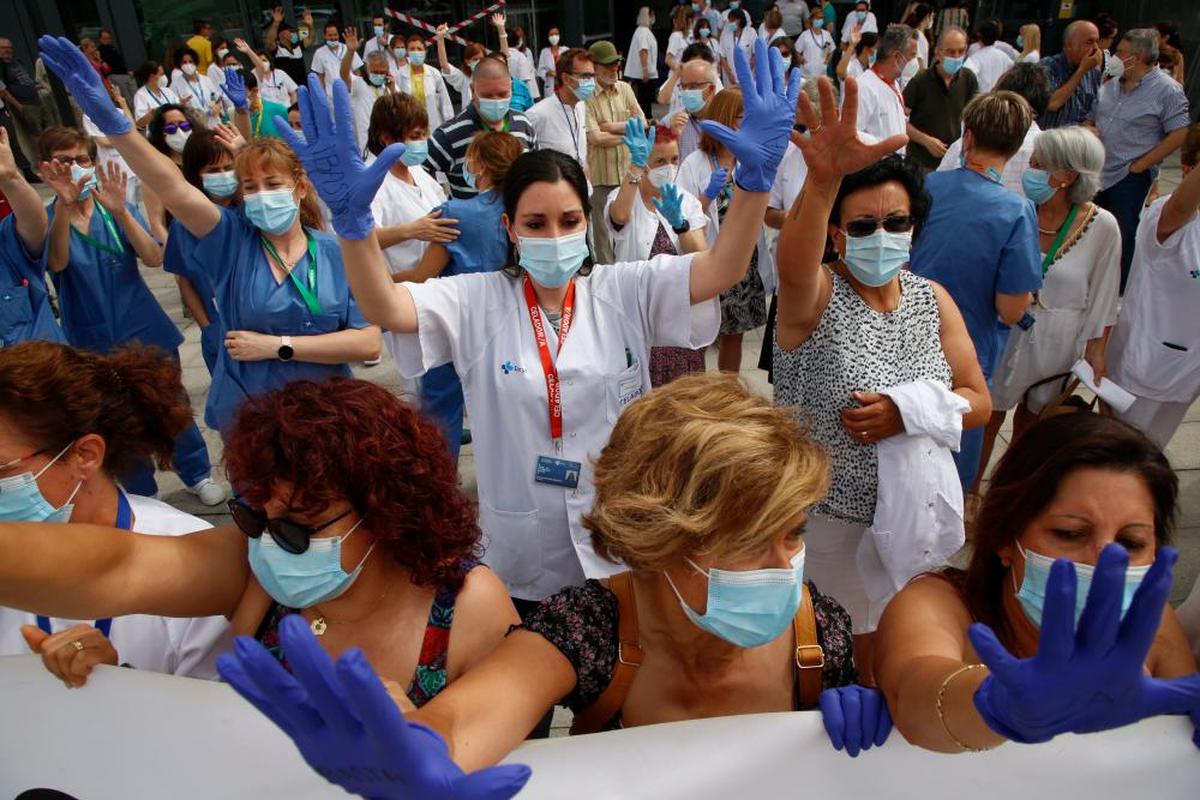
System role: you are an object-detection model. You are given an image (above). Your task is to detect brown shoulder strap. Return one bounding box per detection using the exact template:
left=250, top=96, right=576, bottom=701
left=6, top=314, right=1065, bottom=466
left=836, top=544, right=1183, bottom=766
left=569, top=572, right=644, bottom=735
left=793, top=584, right=825, bottom=710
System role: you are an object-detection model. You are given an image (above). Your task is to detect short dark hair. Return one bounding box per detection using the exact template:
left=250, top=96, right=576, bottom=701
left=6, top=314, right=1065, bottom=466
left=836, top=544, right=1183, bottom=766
left=855, top=32, right=880, bottom=56
left=180, top=128, right=229, bottom=190
left=173, top=46, right=199, bottom=69
left=366, top=92, right=429, bottom=156
left=994, top=62, right=1051, bottom=118
left=502, top=150, right=593, bottom=276
left=555, top=47, right=591, bottom=88
left=133, top=60, right=160, bottom=87
left=681, top=41, right=717, bottom=64
left=831, top=154, right=932, bottom=238
left=728, top=8, right=749, bottom=27
left=240, top=68, right=258, bottom=90
left=192, top=19, right=210, bottom=34
left=978, top=18, right=1001, bottom=46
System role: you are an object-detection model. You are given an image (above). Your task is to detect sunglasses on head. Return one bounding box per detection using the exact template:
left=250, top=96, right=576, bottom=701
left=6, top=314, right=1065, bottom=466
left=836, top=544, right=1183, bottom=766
left=228, top=497, right=351, bottom=554
left=163, top=121, right=193, bottom=135
left=842, top=214, right=915, bottom=238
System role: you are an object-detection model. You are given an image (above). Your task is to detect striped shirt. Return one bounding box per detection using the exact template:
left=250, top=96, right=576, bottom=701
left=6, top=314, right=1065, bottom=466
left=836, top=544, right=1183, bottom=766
left=1091, top=67, right=1191, bottom=190
left=427, top=104, right=537, bottom=199
left=585, top=80, right=645, bottom=186
left=1038, top=53, right=1102, bottom=130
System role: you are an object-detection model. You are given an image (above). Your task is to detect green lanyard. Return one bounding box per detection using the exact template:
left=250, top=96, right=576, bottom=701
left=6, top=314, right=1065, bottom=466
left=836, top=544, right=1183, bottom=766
left=1040, top=204, right=1080, bottom=275
left=69, top=199, right=125, bottom=258
left=478, top=116, right=510, bottom=133
left=261, top=231, right=323, bottom=315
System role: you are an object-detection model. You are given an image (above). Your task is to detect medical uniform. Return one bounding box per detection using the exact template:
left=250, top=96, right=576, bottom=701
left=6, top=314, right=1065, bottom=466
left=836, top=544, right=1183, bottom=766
left=170, top=72, right=228, bottom=128
left=47, top=200, right=211, bottom=495
left=132, top=84, right=180, bottom=126
left=348, top=77, right=393, bottom=154
left=0, top=215, right=64, bottom=347
left=855, top=68, right=907, bottom=155
left=258, top=68, right=298, bottom=108
left=191, top=207, right=372, bottom=434
left=395, top=65, right=454, bottom=131
left=387, top=255, right=719, bottom=600
left=370, top=167, right=447, bottom=276
left=163, top=218, right=221, bottom=375
left=602, top=185, right=708, bottom=263
left=0, top=491, right=231, bottom=678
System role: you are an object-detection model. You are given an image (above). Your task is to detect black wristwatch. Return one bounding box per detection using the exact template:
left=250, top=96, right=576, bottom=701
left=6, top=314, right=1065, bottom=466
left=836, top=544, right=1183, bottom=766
left=672, top=220, right=690, bottom=235
left=277, top=335, right=294, bottom=361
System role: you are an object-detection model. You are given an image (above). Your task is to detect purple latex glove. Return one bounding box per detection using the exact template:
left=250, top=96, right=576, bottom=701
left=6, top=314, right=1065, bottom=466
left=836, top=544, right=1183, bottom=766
left=819, top=685, right=893, bottom=757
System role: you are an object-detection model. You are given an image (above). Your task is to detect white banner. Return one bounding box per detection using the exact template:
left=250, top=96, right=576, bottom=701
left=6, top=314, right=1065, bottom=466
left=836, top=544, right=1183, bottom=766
left=0, top=655, right=1197, bottom=799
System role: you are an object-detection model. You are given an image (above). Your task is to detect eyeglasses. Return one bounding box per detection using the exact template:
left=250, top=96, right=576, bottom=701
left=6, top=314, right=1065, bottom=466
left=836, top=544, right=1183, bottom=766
left=228, top=497, right=352, bottom=554
left=842, top=215, right=915, bottom=238
left=51, top=154, right=93, bottom=167
left=163, top=121, right=193, bottom=135
left=680, top=81, right=712, bottom=90
left=570, top=72, right=597, bottom=80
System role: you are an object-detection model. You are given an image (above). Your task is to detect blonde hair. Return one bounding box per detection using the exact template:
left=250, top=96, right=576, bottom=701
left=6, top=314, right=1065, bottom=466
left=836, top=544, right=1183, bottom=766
left=234, top=138, right=324, bottom=230
left=962, top=90, right=1032, bottom=159
left=584, top=374, right=830, bottom=569
left=699, top=88, right=743, bottom=157
left=1019, top=23, right=1041, bottom=55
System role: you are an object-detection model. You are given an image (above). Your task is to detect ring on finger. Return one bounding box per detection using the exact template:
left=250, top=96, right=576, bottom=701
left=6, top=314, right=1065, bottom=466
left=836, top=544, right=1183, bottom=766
left=71, top=640, right=85, bottom=652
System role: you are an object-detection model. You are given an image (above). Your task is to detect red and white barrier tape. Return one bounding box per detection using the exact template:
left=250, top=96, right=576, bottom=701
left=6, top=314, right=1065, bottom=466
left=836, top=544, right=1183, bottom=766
left=383, top=1, right=506, bottom=47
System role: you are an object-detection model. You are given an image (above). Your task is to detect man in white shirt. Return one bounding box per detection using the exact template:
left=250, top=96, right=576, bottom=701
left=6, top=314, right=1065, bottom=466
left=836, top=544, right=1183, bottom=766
left=856, top=24, right=917, bottom=155
left=841, top=0, right=879, bottom=44
left=660, top=56, right=718, bottom=163
left=526, top=48, right=593, bottom=176
left=311, top=22, right=362, bottom=98
left=340, top=31, right=394, bottom=153
left=796, top=7, right=835, bottom=79
left=362, top=14, right=393, bottom=58
left=963, top=19, right=1014, bottom=93
left=625, top=7, right=659, bottom=117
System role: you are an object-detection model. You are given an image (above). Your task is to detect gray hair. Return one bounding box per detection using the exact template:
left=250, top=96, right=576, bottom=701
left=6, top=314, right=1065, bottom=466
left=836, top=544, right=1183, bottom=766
left=681, top=56, right=718, bottom=84
left=937, top=25, right=967, bottom=49
left=1033, top=126, right=1105, bottom=203
left=1064, top=20, right=1098, bottom=45
left=877, top=24, right=917, bottom=61
left=365, top=50, right=389, bottom=67
left=1122, top=28, right=1159, bottom=65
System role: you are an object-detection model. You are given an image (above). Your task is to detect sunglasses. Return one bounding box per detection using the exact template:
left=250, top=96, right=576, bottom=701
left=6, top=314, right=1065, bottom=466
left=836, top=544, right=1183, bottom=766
left=163, top=121, right=193, bottom=135
left=228, top=497, right=351, bottom=554
left=52, top=154, right=93, bottom=167
left=842, top=214, right=915, bottom=238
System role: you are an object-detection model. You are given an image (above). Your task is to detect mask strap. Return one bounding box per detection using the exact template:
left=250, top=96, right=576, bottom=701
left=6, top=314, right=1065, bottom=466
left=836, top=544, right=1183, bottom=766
left=662, top=567, right=700, bottom=615
left=60, top=480, right=84, bottom=510
left=1010, top=541, right=1030, bottom=594
left=33, top=440, right=77, bottom=480
left=338, top=516, right=365, bottom=544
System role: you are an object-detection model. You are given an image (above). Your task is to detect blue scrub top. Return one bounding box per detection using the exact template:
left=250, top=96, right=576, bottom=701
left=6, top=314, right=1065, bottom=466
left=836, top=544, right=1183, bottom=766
left=440, top=190, right=509, bottom=277
left=0, top=214, right=65, bottom=347
left=163, top=217, right=219, bottom=325
left=191, top=206, right=371, bottom=433
left=909, top=169, right=1042, bottom=379
left=47, top=200, right=183, bottom=355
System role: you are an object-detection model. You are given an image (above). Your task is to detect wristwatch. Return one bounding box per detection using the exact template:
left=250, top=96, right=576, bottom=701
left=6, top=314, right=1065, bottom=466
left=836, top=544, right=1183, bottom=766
left=672, top=220, right=690, bottom=234
left=277, top=335, right=294, bottom=361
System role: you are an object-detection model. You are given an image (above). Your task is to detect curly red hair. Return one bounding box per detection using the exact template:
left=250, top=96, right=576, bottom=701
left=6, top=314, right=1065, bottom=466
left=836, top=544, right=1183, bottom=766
left=223, top=378, right=480, bottom=589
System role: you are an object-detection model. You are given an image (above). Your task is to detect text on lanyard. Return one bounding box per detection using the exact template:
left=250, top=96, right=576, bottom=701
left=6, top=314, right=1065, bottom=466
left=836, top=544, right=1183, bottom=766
left=523, top=274, right=576, bottom=445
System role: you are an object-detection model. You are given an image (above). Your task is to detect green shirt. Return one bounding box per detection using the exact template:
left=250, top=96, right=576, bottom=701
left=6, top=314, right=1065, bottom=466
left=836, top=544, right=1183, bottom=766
left=250, top=99, right=291, bottom=139
left=902, top=64, right=979, bottom=170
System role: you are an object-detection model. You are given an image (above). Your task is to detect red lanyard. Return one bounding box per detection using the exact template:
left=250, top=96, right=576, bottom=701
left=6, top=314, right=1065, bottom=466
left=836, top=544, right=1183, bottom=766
left=870, top=64, right=907, bottom=112
left=523, top=275, right=576, bottom=444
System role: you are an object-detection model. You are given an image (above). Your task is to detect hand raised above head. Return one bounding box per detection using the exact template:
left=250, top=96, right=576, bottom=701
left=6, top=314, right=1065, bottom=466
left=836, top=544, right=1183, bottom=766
left=38, top=36, right=130, bottom=135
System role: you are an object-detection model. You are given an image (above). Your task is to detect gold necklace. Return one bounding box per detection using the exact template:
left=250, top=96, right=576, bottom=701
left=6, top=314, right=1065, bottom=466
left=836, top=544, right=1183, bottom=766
left=307, top=585, right=390, bottom=636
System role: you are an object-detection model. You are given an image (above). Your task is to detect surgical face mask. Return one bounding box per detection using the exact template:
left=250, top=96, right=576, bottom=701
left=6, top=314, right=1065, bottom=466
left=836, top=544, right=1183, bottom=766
left=248, top=518, right=377, bottom=608
left=518, top=230, right=590, bottom=288
left=367, top=72, right=387, bottom=87
left=647, top=164, right=676, bottom=189
left=681, top=87, right=707, bottom=114
left=478, top=96, right=511, bottom=122
left=900, top=55, right=919, bottom=81
left=373, top=25, right=385, bottom=37
left=181, top=62, right=197, bottom=76
left=0, top=442, right=82, bottom=524
left=548, top=34, right=561, bottom=46
left=326, top=39, right=340, bottom=50
left=813, top=18, right=825, bottom=29
left=842, top=228, right=912, bottom=287
left=409, top=51, right=426, bottom=67
left=70, top=163, right=97, bottom=200
left=942, top=55, right=965, bottom=75
left=1105, top=55, right=1126, bottom=79
left=201, top=169, right=238, bottom=199
left=573, top=77, right=596, bottom=101
left=244, top=188, right=300, bottom=235
left=1021, top=168, right=1059, bottom=205
left=400, top=138, right=428, bottom=166
left=1016, top=34, right=1025, bottom=50
left=856, top=11, right=868, bottom=22
left=467, top=58, right=481, bottom=71
left=868, top=51, right=877, bottom=66
left=730, top=1, right=740, bottom=8
left=393, top=47, right=407, bottom=60
left=665, top=549, right=805, bottom=648
left=463, top=165, right=478, bottom=191
left=156, top=73, right=169, bottom=90
left=165, top=128, right=191, bottom=153
left=1013, top=542, right=1151, bottom=629
left=216, top=48, right=229, bottom=60
left=290, top=32, right=300, bottom=45
left=691, top=2, right=700, bottom=11
left=699, top=27, right=711, bottom=39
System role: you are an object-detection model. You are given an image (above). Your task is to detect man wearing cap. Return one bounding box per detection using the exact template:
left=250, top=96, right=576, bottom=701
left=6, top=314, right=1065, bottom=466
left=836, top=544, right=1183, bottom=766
left=585, top=40, right=645, bottom=264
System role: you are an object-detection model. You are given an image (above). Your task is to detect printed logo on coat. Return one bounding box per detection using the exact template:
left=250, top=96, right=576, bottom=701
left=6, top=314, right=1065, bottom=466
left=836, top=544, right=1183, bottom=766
left=501, top=360, right=527, bottom=375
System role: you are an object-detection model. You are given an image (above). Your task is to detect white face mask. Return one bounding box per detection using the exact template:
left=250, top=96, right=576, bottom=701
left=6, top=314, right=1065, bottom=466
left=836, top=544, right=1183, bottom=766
left=1105, top=55, right=1127, bottom=79
left=181, top=62, right=197, bottom=76
left=165, top=129, right=191, bottom=153
left=647, top=164, right=676, bottom=189
left=548, top=34, right=560, bottom=46
left=900, top=54, right=919, bottom=81
left=156, top=74, right=169, bottom=90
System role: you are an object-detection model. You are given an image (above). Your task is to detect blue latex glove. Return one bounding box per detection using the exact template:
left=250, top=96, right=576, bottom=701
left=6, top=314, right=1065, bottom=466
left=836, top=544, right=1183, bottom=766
left=819, top=685, right=893, bottom=757
left=38, top=36, right=131, bottom=135
left=972, top=544, right=1200, bottom=746
left=651, top=182, right=687, bottom=230
left=217, top=614, right=531, bottom=799
left=274, top=75, right=406, bottom=240
left=221, top=67, right=249, bottom=113
left=699, top=38, right=800, bottom=193
left=621, top=118, right=655, bottom=168
left=702, top=166, right=730, bottom=204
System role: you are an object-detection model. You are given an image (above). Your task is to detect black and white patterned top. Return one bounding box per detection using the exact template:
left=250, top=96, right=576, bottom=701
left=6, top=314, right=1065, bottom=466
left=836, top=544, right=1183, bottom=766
left=773, top=267, right=952, bottom=523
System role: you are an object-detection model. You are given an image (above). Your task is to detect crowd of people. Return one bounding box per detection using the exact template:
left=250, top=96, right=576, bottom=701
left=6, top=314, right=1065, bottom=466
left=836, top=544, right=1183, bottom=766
left=0, top=2, right=1199, bottom=794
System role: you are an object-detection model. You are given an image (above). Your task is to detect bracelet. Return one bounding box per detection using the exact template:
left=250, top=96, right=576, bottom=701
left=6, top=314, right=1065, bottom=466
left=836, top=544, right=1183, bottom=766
left=624, top=168, right=644, bottom=184
left=935, top=663, right=991, bottom=753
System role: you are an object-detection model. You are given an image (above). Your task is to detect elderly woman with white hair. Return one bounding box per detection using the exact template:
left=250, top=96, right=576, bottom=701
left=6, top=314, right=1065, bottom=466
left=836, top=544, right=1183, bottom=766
left=625, top=7, right=660, bottom=117
left=987, top=126, right=1121, bottom=441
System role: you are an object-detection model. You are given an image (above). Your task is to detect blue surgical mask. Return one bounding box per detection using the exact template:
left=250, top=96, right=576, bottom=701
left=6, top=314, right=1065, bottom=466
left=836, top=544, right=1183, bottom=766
left=478, top=96, right=511, bottom=122
left=665, top=549, right=805, bottom=648
left=681, top=88, right=707, bottom=113
left=409, top=51, right=426, bottom=67
left=0, top=442, right=82, bottom=524
left=1016, top=34, right=1025, bottom=50
left=290, top=32, right=300, bottom=45
left=1021, top=168, right=1058, bottom=205
left=373, top=25, right=385, bottom=37
left=400, top=138, right=429, bottom=166
left=699, top=27, right=711, bottom=39
left=518, top=231, right=590, bottom=288
left=843, top=228, right=911, bottom=287
left=868, top=51, right=877, bottom=66
left=691, top=2, right=701, bottom=11
left=326, top=40, right=340, bottom=50
left=201, top=170, right=239, bottom=199
left=573, top=77, right=596, bottom=101
left=1014, top=542, right=1151, bottom=629
left=729, top=1, right=740, bottom=8
left=70, top=164, right=97, bottom=200
left=463, top=165, right=478, bottom=191
left=248, top=518, right=376, bottom=608
left=856, top=11, right=867, bottom=22
left=244, top=188, right=299, bottom=235
left=367, top=72, right=387, bottom=87
left=394, top=47, right=407, bottom=60
left=813, top=18, right=825, bottom=29
left=942, top=56, right=965, bottom=75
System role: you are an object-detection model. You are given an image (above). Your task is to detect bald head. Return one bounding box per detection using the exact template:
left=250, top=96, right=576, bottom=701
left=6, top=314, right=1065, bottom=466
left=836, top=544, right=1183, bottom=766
left=471, top=55, right=510, bottom=84
left=680, top=57, right=717, bottom=86
left=1063, top=20, right=1100, bottom=66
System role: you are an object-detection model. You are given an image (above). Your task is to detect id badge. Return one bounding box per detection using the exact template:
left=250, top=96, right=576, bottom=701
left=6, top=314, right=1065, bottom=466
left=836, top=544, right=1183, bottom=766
left=1017, top=311, right=1036, bottom=331
left=535, top=455, right=582, bottom=488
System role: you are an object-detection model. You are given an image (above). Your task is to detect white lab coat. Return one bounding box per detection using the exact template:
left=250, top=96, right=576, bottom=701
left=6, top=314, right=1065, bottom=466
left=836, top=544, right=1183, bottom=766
left=385, top=256, right=720, bottom=599
left=855, top=69, right=906, bottom=155
left=603, top=185, right=708, bottom=263
left=0, top=494, right=232, bottom=678
left=395, top=65, right=455, bottom=130
left=856, top=380, right=968, bottom=630
left=676, top=149, right=727, bottom=248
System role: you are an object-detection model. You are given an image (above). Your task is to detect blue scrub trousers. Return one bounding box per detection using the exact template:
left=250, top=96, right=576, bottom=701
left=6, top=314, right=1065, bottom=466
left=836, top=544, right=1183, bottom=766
left=421, top=363, right=465, bottom=461
left=1094, top=169, right=1153, bottom=292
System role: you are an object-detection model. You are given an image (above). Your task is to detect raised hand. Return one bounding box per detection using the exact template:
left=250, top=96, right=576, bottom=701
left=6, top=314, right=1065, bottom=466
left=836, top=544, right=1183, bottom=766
left=971, top=544, right=1200, bottom=745
left=621, top=118, right=655, bottom=168
left=234, top=37, right=254, bottom=55
left=38, top=36, right=131, bottom=135
left=491, top=12, right=506, bottom=29
left=651, top=182, right=687, bottom=230
left=796, top=76, right=908, bottom=185
left=702, top=166, right=730, bottom=203
left=93, top=160, right=129, bottom=214
left=343, top=27, right=359, bottom=52
left=222, top=67, right=249, bottom=113
left=698, top=38, right=800, bottom=193
left=40, top=159, right=87, bottom=206
left=819, top=685, right=893, bottom=757
left=436, top=23, right=449, bottom=40
left=214, top=122, right=248, bottom=154
left=272, top=5, right=284, bottom=24
left=217, top=615, right=531, bottom=799
left=275, top=75, right=406, bottom=240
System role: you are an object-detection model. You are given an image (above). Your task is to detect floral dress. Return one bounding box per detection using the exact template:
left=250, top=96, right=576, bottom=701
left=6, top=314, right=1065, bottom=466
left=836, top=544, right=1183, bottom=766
left=647, top=221, right=707, bottom=387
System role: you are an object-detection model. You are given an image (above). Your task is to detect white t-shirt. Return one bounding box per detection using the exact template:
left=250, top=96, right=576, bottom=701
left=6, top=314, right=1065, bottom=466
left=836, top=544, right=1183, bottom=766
left=526, top=94, right=588, bottom=169
left=396, top=65, right=454, bottom=130
left=370, top=166, right=446, bottom=275
left=625, top=26, right=659, bottom=80
left=259, top=68, right=298, bottom=107
left=1018, top=50, right=1040, bottom=64
left=796, top=28, right=835, bottom=78
left=938, top=121, right=1040, bottom=198
left=855, top=68, right=906, bottom=155
left=841, top=11, right=879, bottom=43
left=0, top=494, right=231, bottom=679
left=603, top=184, right=708, bottom=262
left=963, top=45, right=1014, bottom=93
left=675, top=149, right=728, bottom=247
left=506, top=47, right=541, bottom=98
left=310, top=42, right=362, bottom=97
left=133, top=84, right=180, bottom=124
left=968, top=40, right=1020, bottom=61
left=667, top=31, right=692, bottom=65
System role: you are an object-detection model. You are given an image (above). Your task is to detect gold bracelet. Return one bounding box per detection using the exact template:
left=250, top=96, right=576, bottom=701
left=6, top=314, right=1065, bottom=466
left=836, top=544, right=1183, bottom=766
left=935, top=663, right=991, bottom=753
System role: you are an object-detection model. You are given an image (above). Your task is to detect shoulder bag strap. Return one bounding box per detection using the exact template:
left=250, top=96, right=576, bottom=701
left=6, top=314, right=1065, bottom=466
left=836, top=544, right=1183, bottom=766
left=569, top=572, right=644, bottom=735
left=793, top=584, right=825, bottom=710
